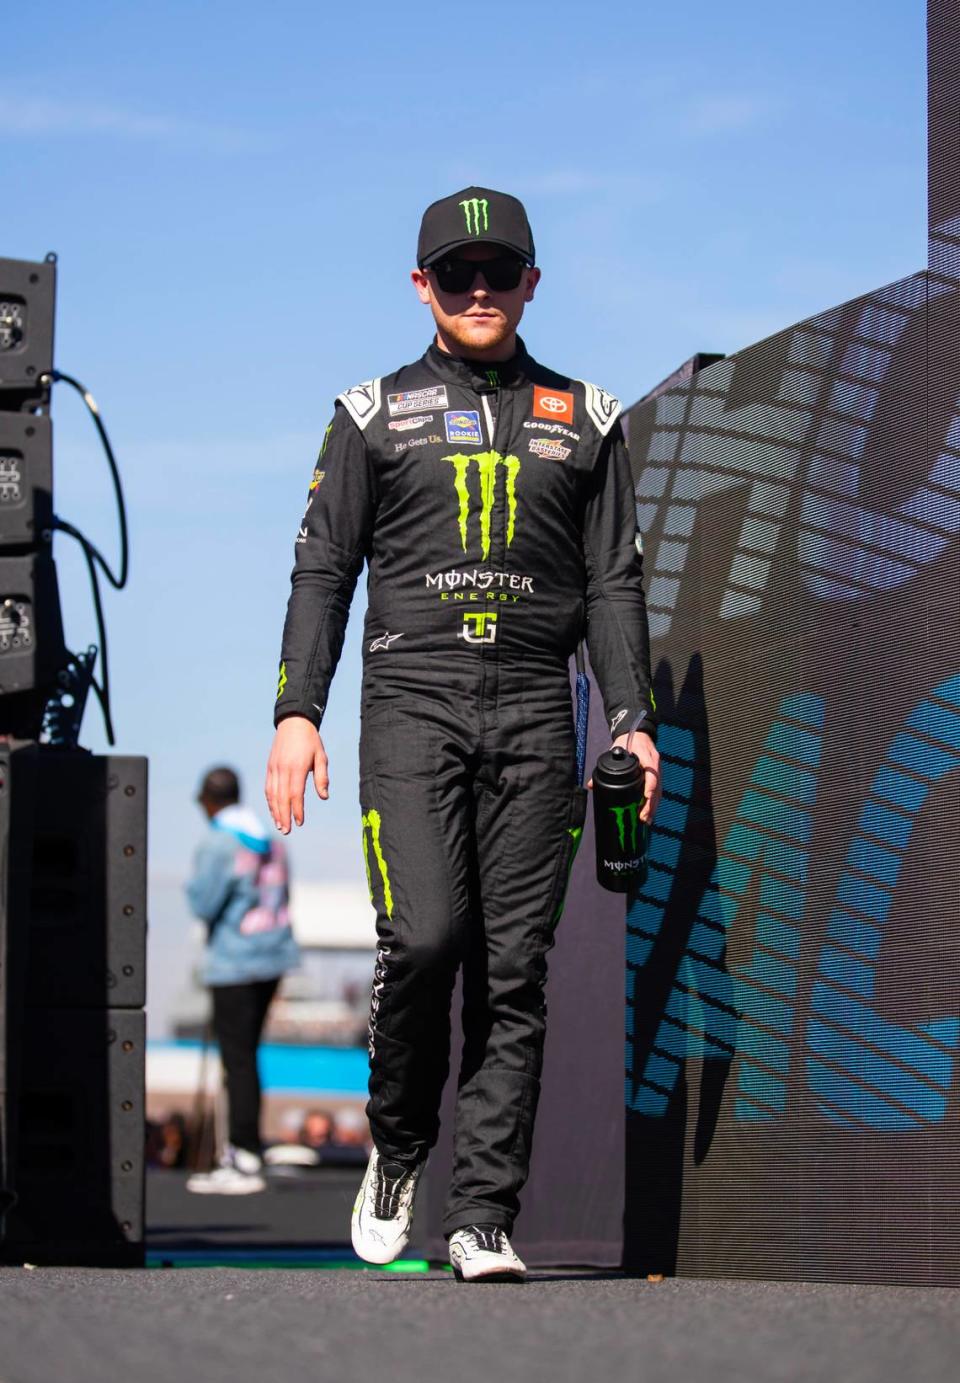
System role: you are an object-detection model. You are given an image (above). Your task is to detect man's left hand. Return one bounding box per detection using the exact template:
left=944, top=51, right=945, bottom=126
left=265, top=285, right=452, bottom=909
left=587, top=730, right=661, bottom=824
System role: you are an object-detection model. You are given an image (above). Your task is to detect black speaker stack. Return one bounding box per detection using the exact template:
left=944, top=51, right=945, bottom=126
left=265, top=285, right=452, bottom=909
left=0, top=255, right=147, bottom=1266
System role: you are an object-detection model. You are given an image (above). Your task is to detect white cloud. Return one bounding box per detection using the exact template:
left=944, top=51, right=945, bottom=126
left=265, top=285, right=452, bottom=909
left=0, top=95, right=271, bottom=154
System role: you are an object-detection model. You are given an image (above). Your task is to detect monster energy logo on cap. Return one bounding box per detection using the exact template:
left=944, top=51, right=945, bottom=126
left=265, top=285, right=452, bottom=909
left=417, top=186, right=535, bottom=267
left=442, top=451, right=520, bottom=561
left=460, top=197, right=489, bottom=235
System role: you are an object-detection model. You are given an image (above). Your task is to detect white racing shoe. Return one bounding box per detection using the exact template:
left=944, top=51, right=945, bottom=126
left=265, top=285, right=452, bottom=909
left=351, top=1148, right=423, bottom=1264
left=448, top=1224, right=527, bottom=1282
left=185, top=1145, right=266, bottom=1195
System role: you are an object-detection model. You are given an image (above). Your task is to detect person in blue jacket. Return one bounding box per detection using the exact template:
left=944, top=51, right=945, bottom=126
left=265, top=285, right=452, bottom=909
left=184, top=765, right=300, bottom=1194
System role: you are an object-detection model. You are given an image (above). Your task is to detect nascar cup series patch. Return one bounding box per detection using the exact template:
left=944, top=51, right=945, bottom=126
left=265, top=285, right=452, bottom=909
left=444, top=409, right=482, bottom=445
left=388, top=386, right=449, bottom=416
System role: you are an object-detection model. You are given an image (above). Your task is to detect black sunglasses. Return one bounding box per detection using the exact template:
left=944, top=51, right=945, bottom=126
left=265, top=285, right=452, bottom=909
left=431, top=255, right=527, bottom=294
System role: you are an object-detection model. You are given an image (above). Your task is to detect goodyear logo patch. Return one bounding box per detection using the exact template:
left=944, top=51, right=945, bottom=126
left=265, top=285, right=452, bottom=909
left=444, top=409, right=482, bottom=446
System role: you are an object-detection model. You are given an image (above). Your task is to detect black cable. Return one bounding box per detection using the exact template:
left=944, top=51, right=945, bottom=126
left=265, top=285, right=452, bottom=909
left=41, top=370, right=129, bottom=589
left=39, top=368, right=128, bottom=744
left=52, top=517, right=117, bottom=746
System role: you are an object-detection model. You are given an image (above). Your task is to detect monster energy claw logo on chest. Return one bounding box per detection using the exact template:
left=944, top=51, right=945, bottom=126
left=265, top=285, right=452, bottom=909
left=442, top=451, right=520, bottom=561
left=460, top=197, right=489, bottom=235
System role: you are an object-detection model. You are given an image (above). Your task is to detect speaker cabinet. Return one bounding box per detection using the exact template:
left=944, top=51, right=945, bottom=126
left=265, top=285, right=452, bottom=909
left=0, top=413, right=52, bottom=550
left=26, top=753, right=147, bottom=1010
left=0, top=256, right=55, bottom=410
left=0, top=1007, right=144, bottom=1265
left=1, top=749, right=147, bottom=1264
left=0, top=553, right=66, bottom=698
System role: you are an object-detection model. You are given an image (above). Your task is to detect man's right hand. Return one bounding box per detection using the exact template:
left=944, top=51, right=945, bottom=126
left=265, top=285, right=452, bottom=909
left=265, top=716, right=329, bottom=834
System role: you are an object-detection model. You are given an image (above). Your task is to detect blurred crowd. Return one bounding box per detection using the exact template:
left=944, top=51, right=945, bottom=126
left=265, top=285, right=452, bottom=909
left=146, top=1103, right=372, bottom=1172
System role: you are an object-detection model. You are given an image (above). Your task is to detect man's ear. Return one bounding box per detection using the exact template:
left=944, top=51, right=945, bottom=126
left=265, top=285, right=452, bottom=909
left=411, top=268, right=432, bottom=305
left=524, top=266, right=541, bottom=303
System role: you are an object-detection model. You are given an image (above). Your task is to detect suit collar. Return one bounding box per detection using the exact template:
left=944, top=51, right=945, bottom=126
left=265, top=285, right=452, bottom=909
left=423, top=337, right=531, bottom=391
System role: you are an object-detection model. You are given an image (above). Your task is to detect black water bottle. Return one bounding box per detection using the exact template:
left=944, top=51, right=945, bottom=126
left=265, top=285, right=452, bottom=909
left=593, top=745, right=648, bottom=892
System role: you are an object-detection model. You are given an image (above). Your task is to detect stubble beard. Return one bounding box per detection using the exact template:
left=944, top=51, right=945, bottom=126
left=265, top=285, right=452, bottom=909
left=443, top=311, right=514, bottom=356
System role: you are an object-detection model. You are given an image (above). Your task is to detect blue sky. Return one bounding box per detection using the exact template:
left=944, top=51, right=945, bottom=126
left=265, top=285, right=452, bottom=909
left=4, top=1, right=926, bottom=1019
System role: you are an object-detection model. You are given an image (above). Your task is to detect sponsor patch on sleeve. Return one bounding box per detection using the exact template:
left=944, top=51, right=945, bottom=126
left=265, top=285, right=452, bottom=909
left=337, top=379, right=382, bottom=430
left=579, top=380, right=622, bottom=437
left=444, top=409, right=482, bottom=445
left=533, top=386, right=574, bottom=424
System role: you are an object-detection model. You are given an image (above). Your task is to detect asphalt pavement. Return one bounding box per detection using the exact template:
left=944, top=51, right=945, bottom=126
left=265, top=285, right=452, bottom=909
left=1, top=1266, right=958, bottom=1383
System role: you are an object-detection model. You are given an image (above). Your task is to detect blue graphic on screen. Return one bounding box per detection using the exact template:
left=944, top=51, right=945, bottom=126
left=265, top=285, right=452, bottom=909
left=806, top=673, right=960, bottom=1129
left=627, top=682, right=959, bottom=1128
left=626, top=698, right=824, bottom=1119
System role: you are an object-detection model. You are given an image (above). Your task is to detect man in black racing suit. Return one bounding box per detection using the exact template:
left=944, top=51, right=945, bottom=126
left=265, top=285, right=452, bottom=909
left=266, top=186, right=660, bottom=1282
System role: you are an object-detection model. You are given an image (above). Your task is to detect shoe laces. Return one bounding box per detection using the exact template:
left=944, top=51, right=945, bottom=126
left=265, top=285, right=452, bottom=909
left=461, top=1223, right=508, bottom=1255
left=373, top=1160, right=416, bottom=1220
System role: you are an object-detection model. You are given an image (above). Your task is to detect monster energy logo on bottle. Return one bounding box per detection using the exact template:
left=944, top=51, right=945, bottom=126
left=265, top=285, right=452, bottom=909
left=361, top=807, right=393, bottom=920
left=460, top=197, right=489, bottom=235
left=608, top=802, right=641, bottom=854
left=442, top=451, right=520, bottom=561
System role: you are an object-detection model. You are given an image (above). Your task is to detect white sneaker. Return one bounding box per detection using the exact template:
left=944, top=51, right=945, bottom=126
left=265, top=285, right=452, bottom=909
left=351, top=1148, right=422, bottom=1264
left=185, top=1146, right=267, bottom=1195
left=448, top=1224, right=527, bottom=1282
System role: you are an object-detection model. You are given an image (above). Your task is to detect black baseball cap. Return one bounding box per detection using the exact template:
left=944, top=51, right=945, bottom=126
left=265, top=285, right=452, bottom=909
left=417, top=186, right=535, bottom=268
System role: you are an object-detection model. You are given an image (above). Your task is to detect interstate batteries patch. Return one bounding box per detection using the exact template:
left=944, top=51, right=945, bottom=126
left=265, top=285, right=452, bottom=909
left=388, top=386, right=449, bottom=416
left=528, top=437, right=571, bottom=461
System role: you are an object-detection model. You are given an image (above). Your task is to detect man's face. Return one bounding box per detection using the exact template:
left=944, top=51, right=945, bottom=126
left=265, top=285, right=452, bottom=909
left=412, top=244, right=540, bottom=356
left=302, top=1113, right=333, bottom=1147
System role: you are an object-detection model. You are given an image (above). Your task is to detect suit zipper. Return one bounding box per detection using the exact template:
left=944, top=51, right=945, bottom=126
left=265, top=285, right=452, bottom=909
left=478, top=385, right=500, bottom=672
left=480, top=392, right=496, bottom=446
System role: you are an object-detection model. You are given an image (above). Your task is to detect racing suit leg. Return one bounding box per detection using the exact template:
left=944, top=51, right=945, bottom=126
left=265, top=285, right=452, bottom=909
left=359, top=677, right=475, bottom=1167
left=441, top=663, right=587, bottom=1237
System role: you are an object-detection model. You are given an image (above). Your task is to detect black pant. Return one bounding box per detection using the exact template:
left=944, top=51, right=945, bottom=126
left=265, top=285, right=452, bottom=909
left=359, top=657, right=587, bottom=1236
left=210, top=977, right=279, bottom=1155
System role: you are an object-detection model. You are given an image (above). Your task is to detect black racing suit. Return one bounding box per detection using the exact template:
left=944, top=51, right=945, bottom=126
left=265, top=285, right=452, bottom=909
left=274, top=338, right=655, bottom=1235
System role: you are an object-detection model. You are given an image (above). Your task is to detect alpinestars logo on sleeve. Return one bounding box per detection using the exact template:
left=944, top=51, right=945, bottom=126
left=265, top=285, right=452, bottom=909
left=442, top=451, right=520, bottom=561
left=460, top=197, right=489, bottom=235
left=369, top=631, right=404, bottom=652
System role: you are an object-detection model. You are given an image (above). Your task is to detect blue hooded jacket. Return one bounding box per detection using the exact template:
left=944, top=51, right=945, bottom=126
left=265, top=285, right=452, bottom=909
left=186, top=804, right=301, bottom=986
